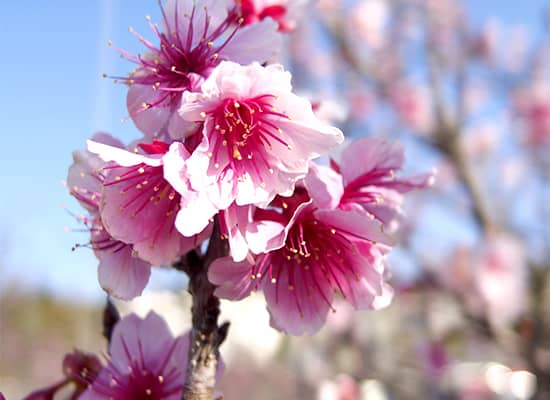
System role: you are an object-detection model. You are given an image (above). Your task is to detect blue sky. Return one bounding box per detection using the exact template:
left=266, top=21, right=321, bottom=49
left=0, top=1, right=547, bottom=303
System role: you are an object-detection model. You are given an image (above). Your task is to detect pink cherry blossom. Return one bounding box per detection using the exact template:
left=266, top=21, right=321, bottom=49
left=112, top=0, right=282, bottom=138
left=172, top=61, right=343, bottom=234
left=68, top=134, right=152, bottom=300
left=209, top=177, right=393, bottom=335
left=389, top=82, right=435, bottom=134
left=88, top=139, right=210, bottom=267
left=474, top=234, right=527, bottom=328
left=81, top=312, right=209, bottom=400
left=514, top=80, right=550, bottom=145
left=238, top=0, right=308, bottom=32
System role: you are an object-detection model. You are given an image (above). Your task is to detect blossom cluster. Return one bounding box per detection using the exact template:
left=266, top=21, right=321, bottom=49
left=25, top=312, right=217, bottom=400
left=68, top=0, right=431, bottom=337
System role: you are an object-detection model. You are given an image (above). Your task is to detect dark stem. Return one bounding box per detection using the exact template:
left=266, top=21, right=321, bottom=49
left=102, top=296, right=120, bottom=346
left=178, top=219, right=230, bottom=400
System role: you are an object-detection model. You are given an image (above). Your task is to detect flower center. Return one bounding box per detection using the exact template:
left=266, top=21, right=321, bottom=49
left=109, top=3, right=243, bottom=113
left=207, top=94, right=290, bottom=183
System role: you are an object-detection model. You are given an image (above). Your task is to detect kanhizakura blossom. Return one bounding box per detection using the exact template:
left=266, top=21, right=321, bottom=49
left=87, top=139, right=210, bottom=268
left=237, top=0, right=309, bottom=32
left=167, top=61, right=344, bottom=236
left=112, top=0, right=282, bottom=139
left=209, top=167, right=394, bottom=335
left=68, top=133, right=152, bottom=300
left=81, top=312, right=223, bottom=400
left=208, top=137, right=433, bottom=334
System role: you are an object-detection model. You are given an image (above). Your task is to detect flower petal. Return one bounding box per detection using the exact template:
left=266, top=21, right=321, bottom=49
left=263, top=264, right=333, bottom=335
left=97, top=246, right=151, bottom=300
left=209, top=257, right=256, bottom=300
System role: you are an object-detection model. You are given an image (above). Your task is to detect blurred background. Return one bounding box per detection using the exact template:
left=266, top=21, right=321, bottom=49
left=1, top=0, right=550, bottom=398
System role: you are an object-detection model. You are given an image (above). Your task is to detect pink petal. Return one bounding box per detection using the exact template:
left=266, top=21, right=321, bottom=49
left=315, top=209, right=394, bottom=246
left=168, top=111, right=200, bottom=140
left=245, top=220, right=286, bottom=254
left=304, top=162, right=344, bottom=209
left=174, top=189, right=218, bottom=237
left=109, top=312, right=174, bottom=370
left=378, top=171, right=436, bottom=192
left=276, top=118, right=344, bottom=165
left=87, top=140, right=163, bottom=167
left=162, top=141, right=191, bottom=195
left=221, top=18, right=282, bottom=64
left=263, top=265, right=333, bottom=335
left=97, top=246, right=151, bottom=300
left=163, top=0, right=231, bottom=49
left=132, top=232, right=199, bottom=267
left=127, top=84, right=172, bottom=138
left=340, top=137, right=404, bottom=185
left=209, top=257, right=256, bottom=300
left=337, top=256, right=388, bottom=309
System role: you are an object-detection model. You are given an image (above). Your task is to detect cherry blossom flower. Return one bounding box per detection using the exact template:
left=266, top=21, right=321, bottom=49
left=169, top=61, right=343, bottom=236
left=474, top=234, right=527, bottom=328
left=112, top=0, right=282, bottom=138
left=389, top=82, right=435, bottom=135
left=238, top=0, right=309, bottom=32
left=68, top=133, right=152, bottom=300
left=514, top=80, right=550, bottom=145
left=209, top=169, right=393, bottom=335
left=87, top=139, right=209, bottom=267
left=81, top=312, right=216, bottom=400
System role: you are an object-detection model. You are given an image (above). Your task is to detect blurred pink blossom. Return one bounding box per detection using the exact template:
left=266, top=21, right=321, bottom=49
left=389, top=82, right=434, bottom=134
left=81, top=312, right=222, bottom=399
left=514, top=80, right=550, bottom=145
left=474, top=234, right=528, bottom=328
left=239, top=0, right=309, bottom=32
left=349, top=0, right=389, bottom=50
left=318, top=374, right=360, bottom=400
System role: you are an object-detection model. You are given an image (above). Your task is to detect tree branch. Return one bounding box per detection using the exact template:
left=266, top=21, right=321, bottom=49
left=179, top=219, right=229, bottom=400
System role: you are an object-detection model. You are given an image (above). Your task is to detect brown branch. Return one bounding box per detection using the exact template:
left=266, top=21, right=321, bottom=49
left=434, top=128, right=494, bottom=231
left=178, top=219, right=230, bottom=400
